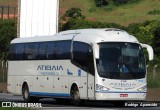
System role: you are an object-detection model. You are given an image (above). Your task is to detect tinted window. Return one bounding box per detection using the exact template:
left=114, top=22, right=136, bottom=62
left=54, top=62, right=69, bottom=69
left=73, top=42, right=94, bottom=74
left=9, top=41, right=72, bottom=61
left=9, top=44, right=16, bottom=60
left=97, top=42, right=146, bottom=79
left=9, top=43, right=25, bottom=60
left=55, top=41, right=71, bottom=59
left=24, top=43, right=39, bottom=60
left=47, top=42, right=55, bottom=60
left=15, top=44, right=25, bottom=60
left=39, top=42, right=47, bottom=60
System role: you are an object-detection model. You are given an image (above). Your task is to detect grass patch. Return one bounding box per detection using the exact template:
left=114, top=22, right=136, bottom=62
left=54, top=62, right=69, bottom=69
left=88, top=7, right=97, bottom=13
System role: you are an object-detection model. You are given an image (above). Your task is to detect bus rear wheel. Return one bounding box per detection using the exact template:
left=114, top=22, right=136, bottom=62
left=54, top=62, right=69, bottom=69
left=22, top=84, right=39, bottom=102
left=70, top=86, right=83, bottom=106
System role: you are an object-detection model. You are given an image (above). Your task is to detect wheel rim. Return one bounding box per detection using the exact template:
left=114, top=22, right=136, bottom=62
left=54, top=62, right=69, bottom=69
left=24, top=89, right=28, bottom=99
left=73, top=91, right=80, bottom=101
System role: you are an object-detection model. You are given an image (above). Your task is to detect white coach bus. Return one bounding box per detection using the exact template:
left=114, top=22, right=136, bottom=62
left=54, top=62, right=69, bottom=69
left=7, top=28, right=154, bottom=105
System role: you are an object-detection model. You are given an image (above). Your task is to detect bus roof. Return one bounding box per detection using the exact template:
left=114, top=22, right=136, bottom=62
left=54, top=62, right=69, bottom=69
left=11, top=28, right=139, bottom=44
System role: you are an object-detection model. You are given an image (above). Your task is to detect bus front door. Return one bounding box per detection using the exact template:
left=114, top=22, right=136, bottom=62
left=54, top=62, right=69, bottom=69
left=87, top=73, right=95, bottom=100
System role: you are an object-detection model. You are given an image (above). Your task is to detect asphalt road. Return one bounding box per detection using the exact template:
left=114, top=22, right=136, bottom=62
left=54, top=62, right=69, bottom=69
left=0, top=93, right=160, bottom=110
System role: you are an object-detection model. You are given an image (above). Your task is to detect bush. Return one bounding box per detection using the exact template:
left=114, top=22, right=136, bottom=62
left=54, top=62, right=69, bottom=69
left=62, top=8, right=85, bottom=19
left=113, top=0, right=139, bottom=5
left=113, top=0, right=128, bottom=4
left=148, top=9, right=160, bottom=15
left=95, top=0, right=108, bottom=7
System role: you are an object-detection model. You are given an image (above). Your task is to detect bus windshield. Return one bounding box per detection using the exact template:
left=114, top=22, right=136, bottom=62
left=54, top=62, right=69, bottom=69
left=96, top=42, right=146, bottom=80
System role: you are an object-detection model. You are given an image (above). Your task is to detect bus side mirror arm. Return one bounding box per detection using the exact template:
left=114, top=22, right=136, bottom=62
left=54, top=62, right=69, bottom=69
left=141, top=44, right=154, bottom=61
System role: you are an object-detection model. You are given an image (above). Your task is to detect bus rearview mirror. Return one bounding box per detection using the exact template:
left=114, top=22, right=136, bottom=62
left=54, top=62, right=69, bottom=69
left=141, top=44, right=154, bottom=61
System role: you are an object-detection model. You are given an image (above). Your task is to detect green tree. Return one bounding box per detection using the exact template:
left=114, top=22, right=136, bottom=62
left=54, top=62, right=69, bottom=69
left=0, top=19, right=17, bottom=60
left=59, top=8, right=86, bottom=31
left=62, top=8, right=85, bottom=20
left=127, top=20, right=160, bottom=65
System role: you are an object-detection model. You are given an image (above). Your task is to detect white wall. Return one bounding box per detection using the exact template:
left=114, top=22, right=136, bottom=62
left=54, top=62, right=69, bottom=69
left=19, top=0, right=59, bottom=37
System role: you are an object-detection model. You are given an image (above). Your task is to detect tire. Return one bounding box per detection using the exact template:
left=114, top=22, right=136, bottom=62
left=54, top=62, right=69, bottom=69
left=70, top=86, right=84, bottom=106
left=22, top=84, right=39, bottom=102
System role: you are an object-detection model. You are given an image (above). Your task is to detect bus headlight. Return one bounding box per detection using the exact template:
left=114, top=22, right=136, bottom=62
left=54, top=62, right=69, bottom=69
left=137, top=85, right=147, bottom=91
left=96, top=84, right=110, bottom=91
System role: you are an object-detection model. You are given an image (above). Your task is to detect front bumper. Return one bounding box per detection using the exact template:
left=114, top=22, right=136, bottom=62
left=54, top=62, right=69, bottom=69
left=95, top=91, right=146, bottom=101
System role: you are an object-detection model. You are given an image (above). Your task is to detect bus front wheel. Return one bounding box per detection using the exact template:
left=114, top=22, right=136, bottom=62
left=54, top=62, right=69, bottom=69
left=22, top=84, right=39, bottom=102
left=70, top=86, right=83, bottom=106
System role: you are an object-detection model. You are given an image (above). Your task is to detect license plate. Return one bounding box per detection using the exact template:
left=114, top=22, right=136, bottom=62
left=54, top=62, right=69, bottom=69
left=120, top=94, right=128, bottom=97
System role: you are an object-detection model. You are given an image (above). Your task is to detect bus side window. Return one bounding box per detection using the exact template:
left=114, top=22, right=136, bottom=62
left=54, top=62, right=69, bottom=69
left=47, top=42, right=55, bottom=60
left=15, top=44, right=25, bottom=60
left=38, top=42, right=47, bottom=60
left=55, top=41, right=71, bottom=59
left=9, top=44, right=16, bottom=60
left=73, top=42, right=95, bottom=75
left=24, top=43, right=39, bottom=60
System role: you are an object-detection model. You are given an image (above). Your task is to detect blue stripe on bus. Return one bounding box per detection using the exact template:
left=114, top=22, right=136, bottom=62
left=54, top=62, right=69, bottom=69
left=95, top=91, right=147, bottom=93
left=29, top=92, right=70, bottom=97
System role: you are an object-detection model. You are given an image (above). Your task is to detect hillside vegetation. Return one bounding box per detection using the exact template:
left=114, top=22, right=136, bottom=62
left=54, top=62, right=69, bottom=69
left=60, top=0, right=160, bottom=26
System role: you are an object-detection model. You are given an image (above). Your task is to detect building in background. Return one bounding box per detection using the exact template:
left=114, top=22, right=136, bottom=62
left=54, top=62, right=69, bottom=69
left=18, top=0, right=59, bottom=38
left=0, top=0, right=17, bottom=20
